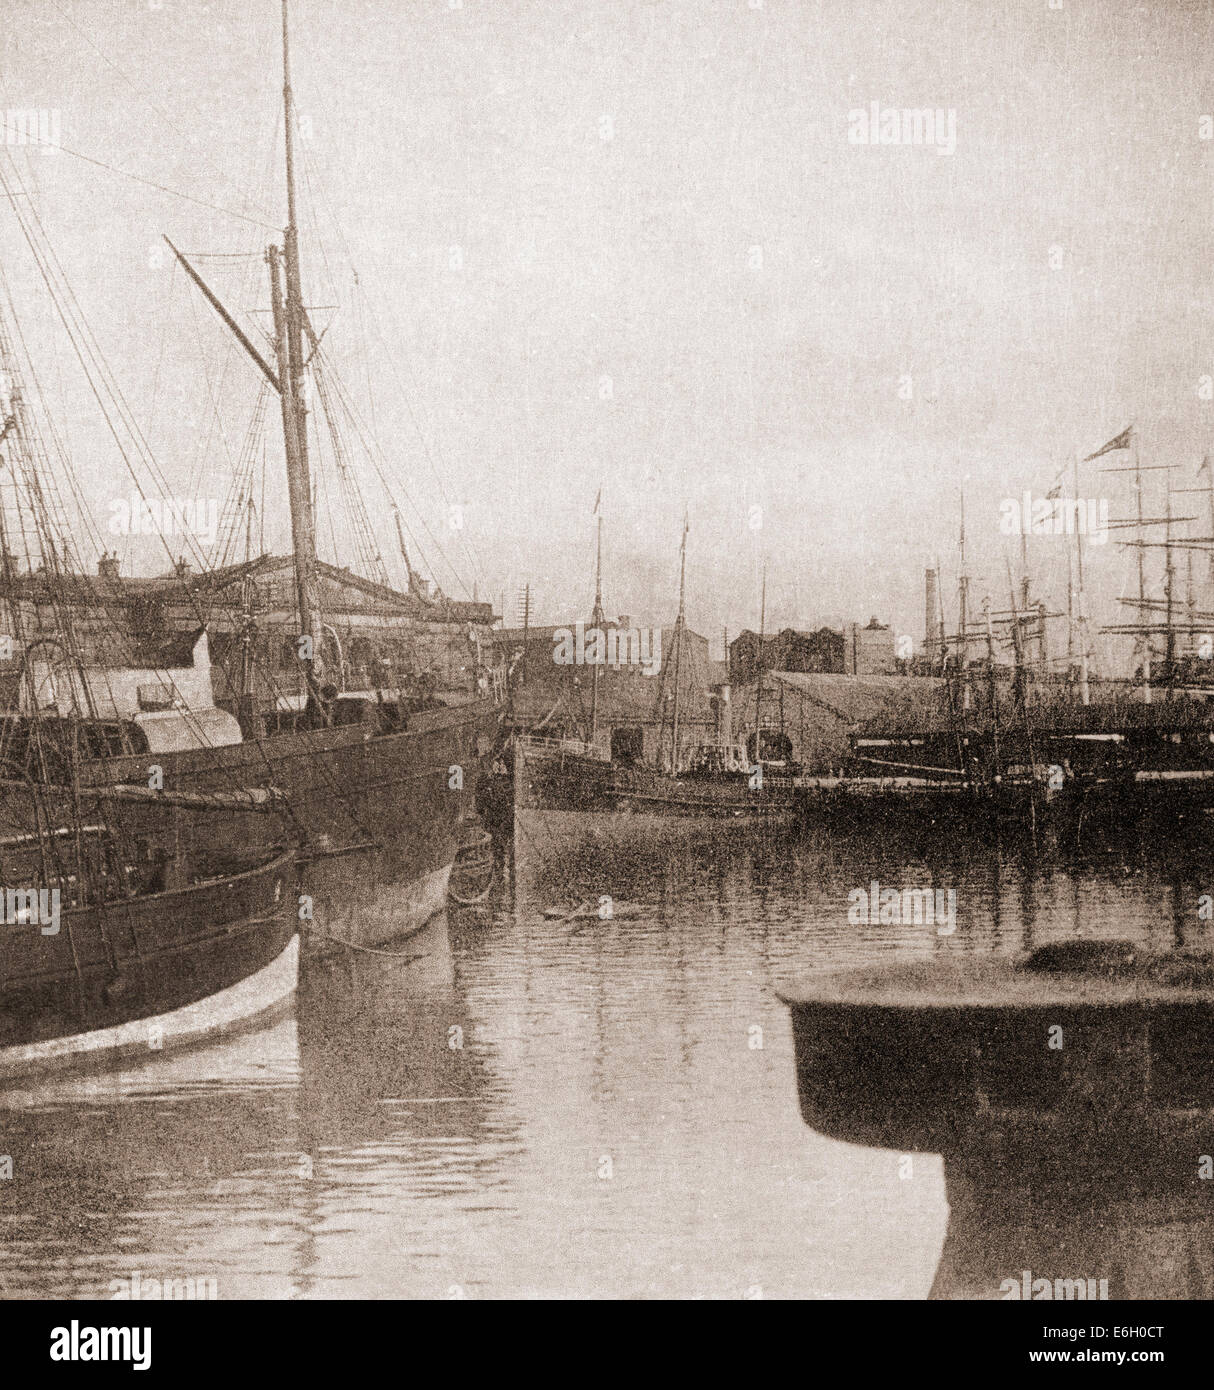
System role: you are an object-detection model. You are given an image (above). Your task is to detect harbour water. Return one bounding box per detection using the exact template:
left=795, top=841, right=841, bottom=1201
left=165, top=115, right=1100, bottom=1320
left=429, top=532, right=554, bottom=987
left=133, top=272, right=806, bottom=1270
left=1, top=816, right=1211, bottom=1300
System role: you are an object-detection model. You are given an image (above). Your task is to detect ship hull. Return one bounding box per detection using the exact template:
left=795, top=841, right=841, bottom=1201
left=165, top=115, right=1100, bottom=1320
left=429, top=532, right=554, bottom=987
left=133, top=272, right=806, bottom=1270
left=83, top=698, right=499, bottom=954
left=513, top=740, right=799, bottom=859
left=0, top=849, right=297, bottom=1077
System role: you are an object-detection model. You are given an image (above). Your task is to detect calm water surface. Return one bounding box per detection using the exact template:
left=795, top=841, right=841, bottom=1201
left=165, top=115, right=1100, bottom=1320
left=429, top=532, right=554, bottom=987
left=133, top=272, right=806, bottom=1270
left=2, top=816, right=1211, bottom=1299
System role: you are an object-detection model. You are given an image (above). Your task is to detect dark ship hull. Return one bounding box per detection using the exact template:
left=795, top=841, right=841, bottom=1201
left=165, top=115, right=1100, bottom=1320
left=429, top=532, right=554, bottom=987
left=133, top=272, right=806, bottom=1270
left=825, top=719, right=1214, bottom=830
left=0, top=848, right=297, bottom=1078
left=81, top=697, right=499, bottom=953
left=514, top=737, right=800, bottom=857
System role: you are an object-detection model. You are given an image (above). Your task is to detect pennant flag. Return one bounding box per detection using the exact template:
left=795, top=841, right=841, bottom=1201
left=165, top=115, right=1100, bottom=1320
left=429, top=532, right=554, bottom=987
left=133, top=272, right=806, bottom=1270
left=593, top=488, right=601, bottom=514
left=1083, top=425, right=1133, bottom=462
left=1199, top=455, right=1210, bottom=478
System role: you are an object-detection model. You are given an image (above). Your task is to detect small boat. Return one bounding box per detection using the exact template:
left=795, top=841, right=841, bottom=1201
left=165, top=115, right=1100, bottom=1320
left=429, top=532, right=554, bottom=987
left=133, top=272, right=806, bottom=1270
left=541, top=898, right=645, bottom=922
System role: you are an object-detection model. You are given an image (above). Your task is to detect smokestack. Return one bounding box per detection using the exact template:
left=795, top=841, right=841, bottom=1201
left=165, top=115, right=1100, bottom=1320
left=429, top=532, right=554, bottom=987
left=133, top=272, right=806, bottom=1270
left=925, top=568, right=940, bottom=664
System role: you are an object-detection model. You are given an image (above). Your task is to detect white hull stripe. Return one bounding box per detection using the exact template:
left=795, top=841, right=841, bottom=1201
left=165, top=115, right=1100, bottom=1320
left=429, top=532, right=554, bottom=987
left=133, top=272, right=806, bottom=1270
left=0, top=934, right=299, bottom=1079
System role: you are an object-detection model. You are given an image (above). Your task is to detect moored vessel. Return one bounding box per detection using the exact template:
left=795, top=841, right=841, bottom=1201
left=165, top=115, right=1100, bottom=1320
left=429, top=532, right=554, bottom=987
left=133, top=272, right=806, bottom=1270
left=512, top=515, right=799, bottom=857
left=0, top=0, right=502, bottom=953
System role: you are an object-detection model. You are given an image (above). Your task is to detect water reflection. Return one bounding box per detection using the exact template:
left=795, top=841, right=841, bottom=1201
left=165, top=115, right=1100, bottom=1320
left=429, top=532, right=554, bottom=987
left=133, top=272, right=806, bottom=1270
left=0, top=814, right=1211, bottom=1297
left=933, top=1150, right=1214, bottom=1300
left=769, top=814, right=1214, bottom=1302
left=0, top=1019, right=302, bottom=1299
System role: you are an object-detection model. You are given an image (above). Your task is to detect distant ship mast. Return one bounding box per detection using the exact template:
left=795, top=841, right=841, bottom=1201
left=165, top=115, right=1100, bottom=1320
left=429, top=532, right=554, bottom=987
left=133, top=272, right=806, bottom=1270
left=590, top=494, right=604, bottom=743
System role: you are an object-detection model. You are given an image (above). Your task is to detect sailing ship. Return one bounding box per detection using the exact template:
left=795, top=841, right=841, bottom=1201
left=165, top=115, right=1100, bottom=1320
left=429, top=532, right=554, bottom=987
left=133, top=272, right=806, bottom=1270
left=0, top=0, right=500, bottom=951
left=816, top=433, right=1214, bottom=831
left=513, top=513, right=803, bottom=853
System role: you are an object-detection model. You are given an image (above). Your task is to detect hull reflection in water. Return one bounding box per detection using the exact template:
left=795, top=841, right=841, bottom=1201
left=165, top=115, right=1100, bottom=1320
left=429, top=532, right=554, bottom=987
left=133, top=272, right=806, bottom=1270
left=0, top=912, right=500, bottom=1300
left=295, top=911, right=490, bottom=1152
left=9, top=812, right=1214, bottom=1298
left=514, top=806, right=797, bottom=867
left=0, top=1015, right=303, bottom=1300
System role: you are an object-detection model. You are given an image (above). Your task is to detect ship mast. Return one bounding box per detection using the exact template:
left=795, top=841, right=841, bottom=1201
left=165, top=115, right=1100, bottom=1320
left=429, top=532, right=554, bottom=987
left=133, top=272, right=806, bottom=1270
left=274, top=0, right=325, bottom=704
left=1134, top=439, right=1149, bottom=700
left=1164, top=478, right=1176, bottom=687
left=755, top=562, right=766, bottom=753
left=590, top=497, right=604, bottom=743
left=669, top=514, right=688, bottom=773
left=1073, top=456, right=1090, bottom=704
left=958, top=490, right=970, bottom=708
left=1195, top=455, right=1207, bottom=597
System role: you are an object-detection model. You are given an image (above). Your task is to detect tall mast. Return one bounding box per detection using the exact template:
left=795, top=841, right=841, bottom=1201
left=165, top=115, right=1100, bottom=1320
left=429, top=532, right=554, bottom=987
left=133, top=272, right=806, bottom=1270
left=1164, top=477, right=1175, bottom=686
left=268, top=245, right=322, bottom=688
left=590, top=500, right=604, bottom=742
left=275, top=0, right=324, bottom=698
left=1073, top=455, right=1089, bottom=704
left=1187, top=548, right=1196, bottom=664
left=669, top=514, right=688, bottom=773
left=281, top=0, right=310, bottom=497
left=1202, top=455, right=1214, bottom=600
left=958, top=490, right=970, bottom=708
left=983, top=597, right=1000, bottom=778
left=1134, top=437, right=1150, bottom=701
left=392, top=506, right=418, bottom=594
left=755, top=561, right=766, bottom=740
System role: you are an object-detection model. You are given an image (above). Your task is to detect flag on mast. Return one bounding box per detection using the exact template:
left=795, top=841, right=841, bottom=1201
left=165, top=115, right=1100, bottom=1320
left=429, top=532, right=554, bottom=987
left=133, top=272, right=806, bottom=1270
left=1083, top=425, right=1133, bottom=462
left=593, top=487, right=602, bottom=514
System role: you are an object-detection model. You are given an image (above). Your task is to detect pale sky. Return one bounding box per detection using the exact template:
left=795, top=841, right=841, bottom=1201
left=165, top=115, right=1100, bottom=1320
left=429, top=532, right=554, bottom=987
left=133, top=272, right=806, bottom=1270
left=1, top=0, right=1212, bottom=672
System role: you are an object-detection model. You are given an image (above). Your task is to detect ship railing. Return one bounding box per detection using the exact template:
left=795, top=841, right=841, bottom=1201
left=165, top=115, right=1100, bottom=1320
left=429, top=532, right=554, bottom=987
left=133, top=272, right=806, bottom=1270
left=515, top=733, right=610, bottom=761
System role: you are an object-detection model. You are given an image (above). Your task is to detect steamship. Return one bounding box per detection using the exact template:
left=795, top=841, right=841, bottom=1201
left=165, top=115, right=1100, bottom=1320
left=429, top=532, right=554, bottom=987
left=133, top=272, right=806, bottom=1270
left=0, top=0, right=500, bottom=953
